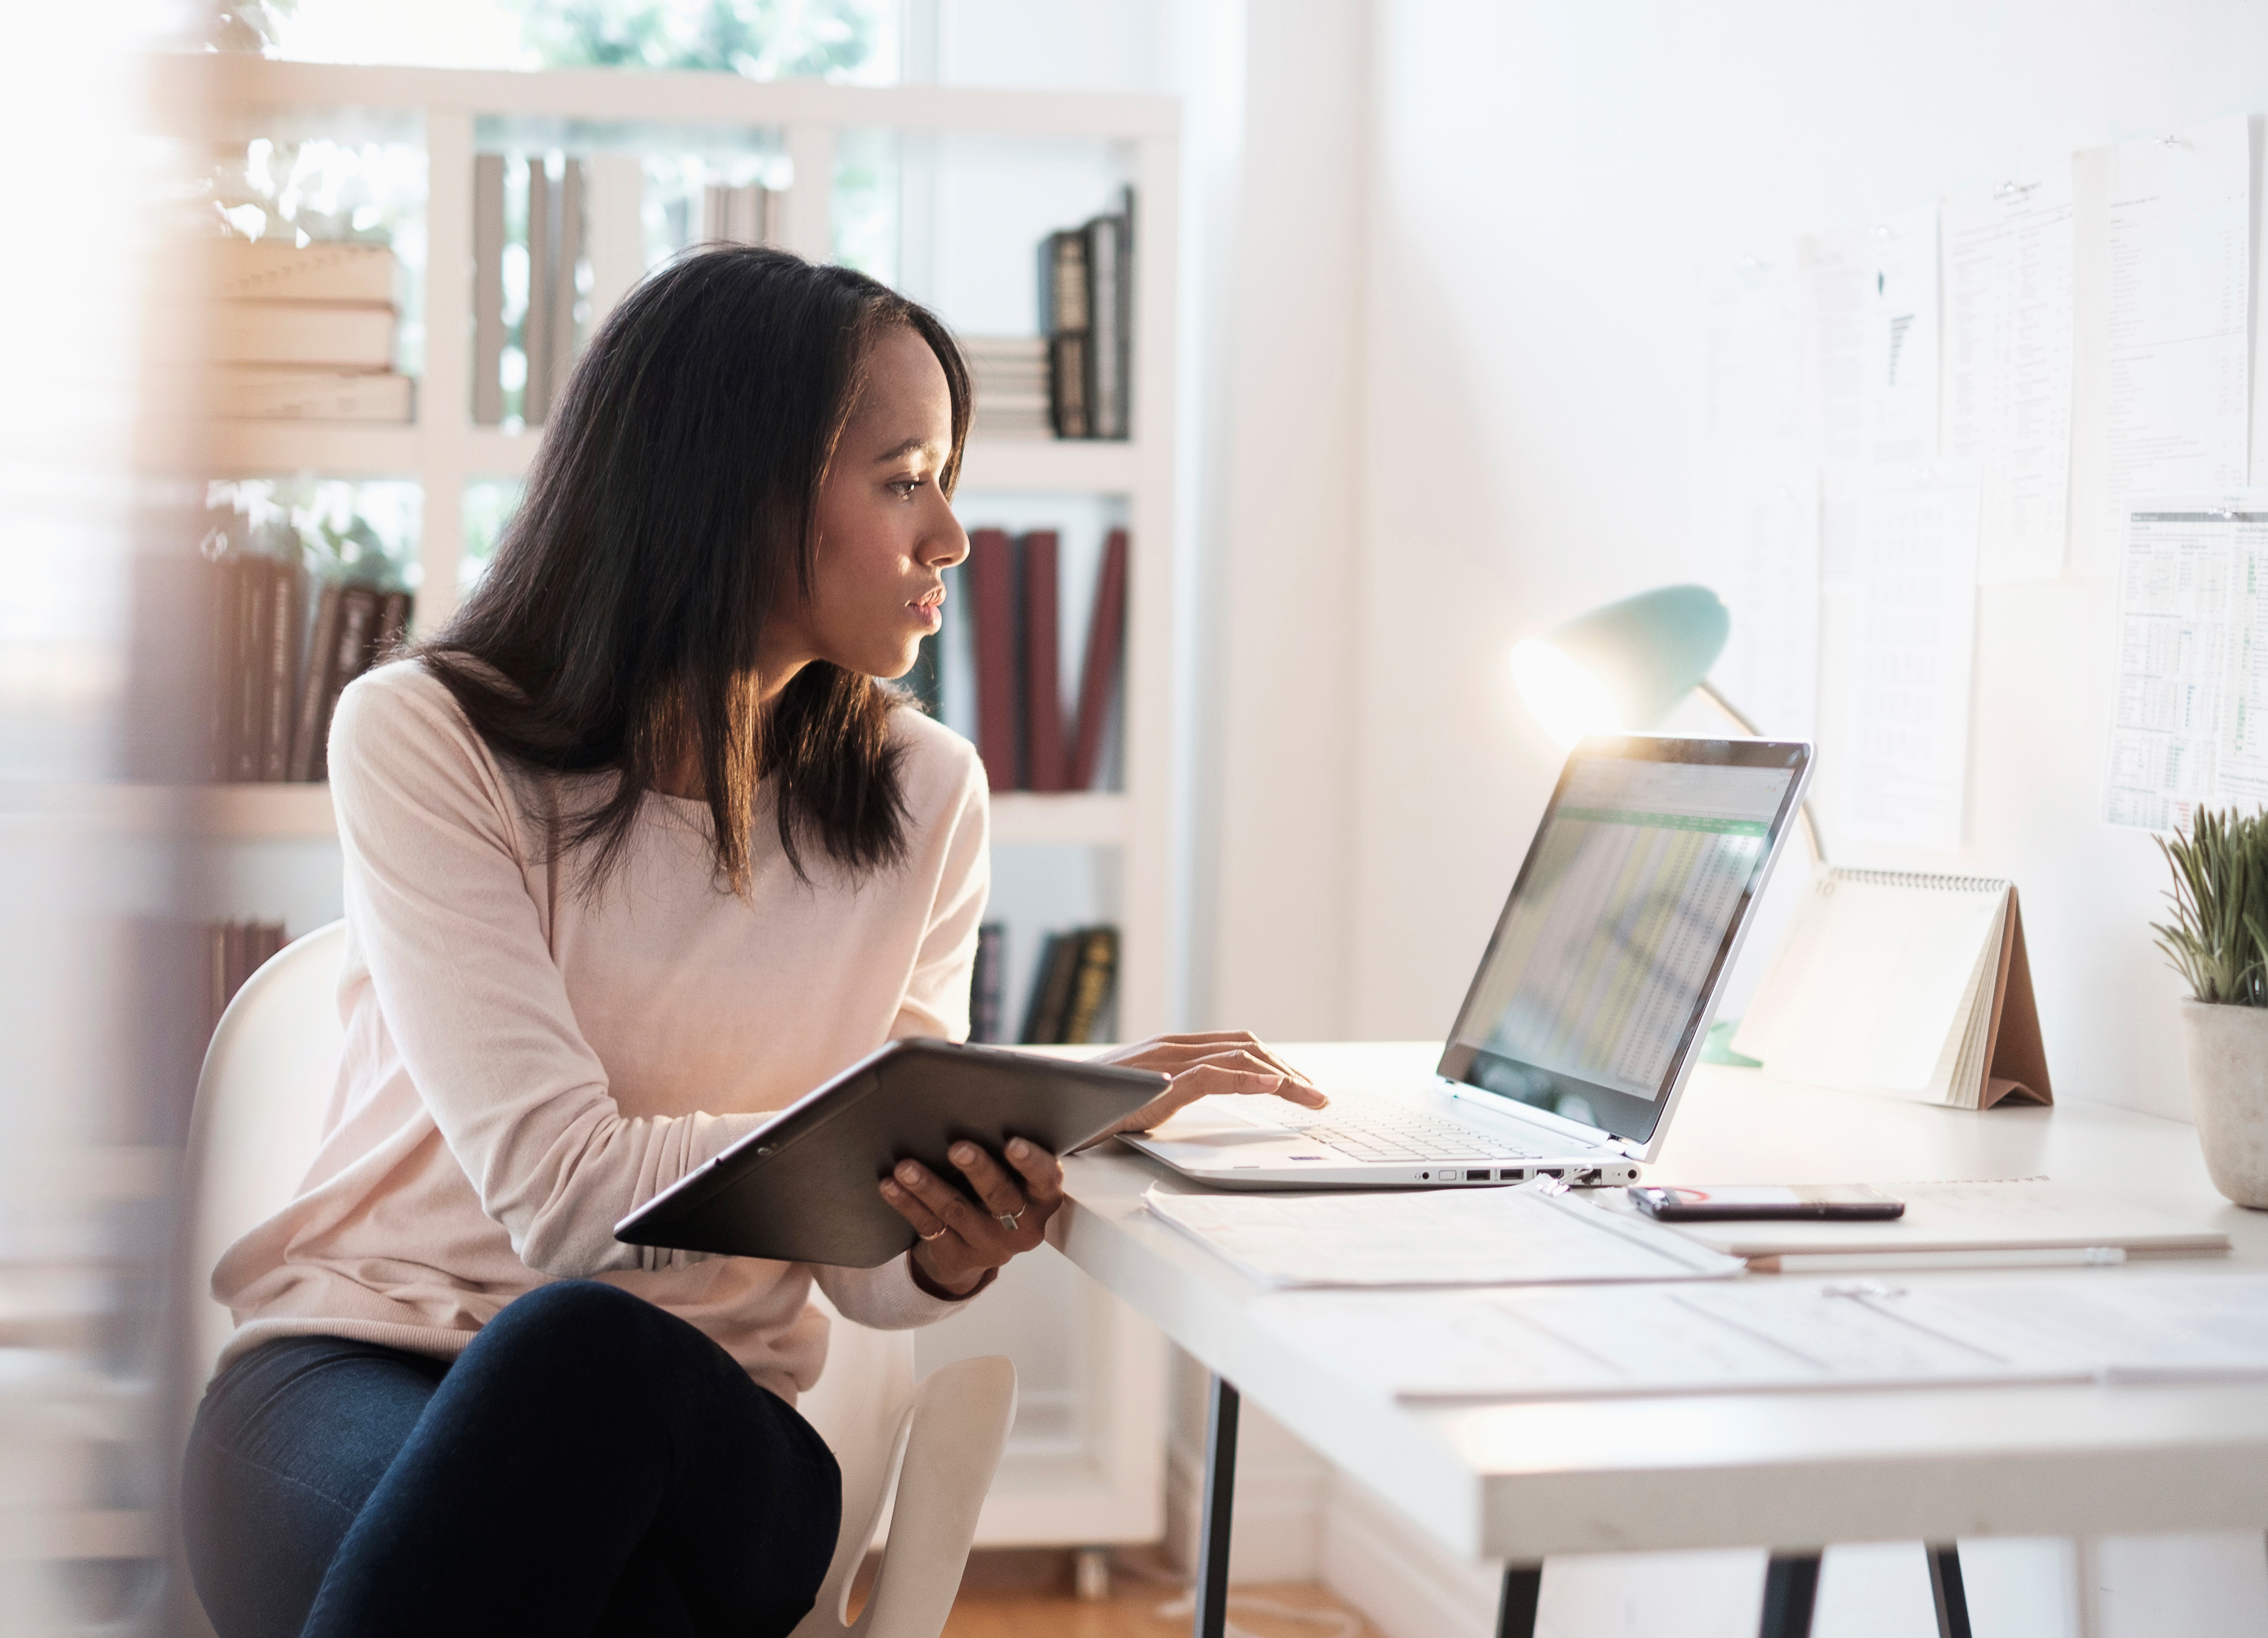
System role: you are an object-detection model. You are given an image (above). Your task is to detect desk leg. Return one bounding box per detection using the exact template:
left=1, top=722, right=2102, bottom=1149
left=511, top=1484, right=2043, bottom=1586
left=1926, top=1543, right=1973, bottom=1638
left=1758, top=1553, right=1821, bottom=1638
left=1495, top=1564, right=1543, bottom=1637
left=1192, top=1374, right=1239, bottom=1638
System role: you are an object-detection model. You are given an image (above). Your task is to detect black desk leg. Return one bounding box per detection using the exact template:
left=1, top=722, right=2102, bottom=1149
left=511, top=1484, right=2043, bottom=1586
left=1926, top=1543, right=1974, bottom=1638
left=1758, top=1553, right=1822, bottom=1638
left=1496, top=1563, right=1544, bottom=1638
left=1192, top=1374, right=1240, bottom=1638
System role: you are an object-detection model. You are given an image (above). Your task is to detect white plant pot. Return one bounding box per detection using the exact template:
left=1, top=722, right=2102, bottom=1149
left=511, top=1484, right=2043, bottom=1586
left=2177, top=998, right=2268, bottom=1209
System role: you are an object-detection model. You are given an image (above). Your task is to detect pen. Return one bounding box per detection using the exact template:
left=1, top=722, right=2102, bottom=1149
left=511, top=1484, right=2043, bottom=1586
left=1748, top=1246, right=2127, bottom=1274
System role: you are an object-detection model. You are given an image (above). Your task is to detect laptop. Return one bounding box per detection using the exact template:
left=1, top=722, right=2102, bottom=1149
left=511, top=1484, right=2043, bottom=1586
left=1123, top=733, right=1814, bottom=1189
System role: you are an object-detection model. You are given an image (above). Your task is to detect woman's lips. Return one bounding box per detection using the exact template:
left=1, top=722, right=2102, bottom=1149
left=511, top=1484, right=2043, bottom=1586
left=909, top=588, right=944, bottom=631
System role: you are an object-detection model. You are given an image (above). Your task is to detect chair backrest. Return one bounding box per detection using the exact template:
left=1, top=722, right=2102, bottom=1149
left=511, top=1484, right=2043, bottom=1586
left=181, top=919, right=351, bottom=1384
left=177, top=916, right=917, bottom=1571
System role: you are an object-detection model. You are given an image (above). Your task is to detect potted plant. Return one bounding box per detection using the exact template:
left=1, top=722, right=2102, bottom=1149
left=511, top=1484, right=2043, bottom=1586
left=2156, top=808, right=2268, bottom=1208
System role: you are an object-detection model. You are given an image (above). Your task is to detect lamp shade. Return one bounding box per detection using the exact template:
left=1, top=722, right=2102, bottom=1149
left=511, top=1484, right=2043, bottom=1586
left=1510, top=584, right=1730, bottom=748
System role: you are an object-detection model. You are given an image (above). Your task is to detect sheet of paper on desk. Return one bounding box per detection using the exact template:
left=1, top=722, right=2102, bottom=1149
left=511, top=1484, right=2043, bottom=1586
left=1905, top=1276, right=2268, bottom=1383
left=1256, top=1281, right=2087, bottom=1402
left=1600, top=1179, right=2231, bottom=1260
left=1141, top=1182, right=1743, bottom=1288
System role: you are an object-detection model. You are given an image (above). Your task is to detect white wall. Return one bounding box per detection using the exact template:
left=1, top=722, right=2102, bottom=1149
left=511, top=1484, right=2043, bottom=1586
left=1326, top=1, right=2268, bottom=1124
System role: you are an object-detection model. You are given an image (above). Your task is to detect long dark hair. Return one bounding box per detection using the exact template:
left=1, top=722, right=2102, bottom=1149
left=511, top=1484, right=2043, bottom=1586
left=420, top=247, right=971, bottom=895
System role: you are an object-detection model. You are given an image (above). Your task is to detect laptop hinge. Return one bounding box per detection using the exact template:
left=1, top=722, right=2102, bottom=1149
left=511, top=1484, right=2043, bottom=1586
left=1444, top=1084, right=1634, bottom=1155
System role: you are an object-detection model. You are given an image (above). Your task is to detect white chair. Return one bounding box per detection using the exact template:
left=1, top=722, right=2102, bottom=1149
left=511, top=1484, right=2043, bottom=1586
left=178, top=919, right=1016, bottom=1638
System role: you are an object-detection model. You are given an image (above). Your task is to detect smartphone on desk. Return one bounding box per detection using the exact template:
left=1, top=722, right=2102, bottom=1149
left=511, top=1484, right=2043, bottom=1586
left=1628, top=1184, right=1905, bottom=1222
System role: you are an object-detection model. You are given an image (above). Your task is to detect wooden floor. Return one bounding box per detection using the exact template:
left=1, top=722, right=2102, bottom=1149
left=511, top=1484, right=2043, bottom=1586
left=856, top=1551, right=1383, bottom=1638
left=939, top=1580, right=1378, bottom=1638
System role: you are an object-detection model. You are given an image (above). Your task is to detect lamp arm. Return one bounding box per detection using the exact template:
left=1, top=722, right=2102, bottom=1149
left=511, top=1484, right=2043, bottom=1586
left=1692, top=679, right=1827, bottom=867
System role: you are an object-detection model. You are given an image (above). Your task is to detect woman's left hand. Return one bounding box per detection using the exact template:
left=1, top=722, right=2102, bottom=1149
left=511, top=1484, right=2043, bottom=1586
left=880, top=1136, right=1063, bottom=1298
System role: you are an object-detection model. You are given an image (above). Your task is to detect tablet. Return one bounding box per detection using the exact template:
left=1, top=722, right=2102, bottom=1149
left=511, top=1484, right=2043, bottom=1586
left=612, top=1038, right=1168, bottom=1268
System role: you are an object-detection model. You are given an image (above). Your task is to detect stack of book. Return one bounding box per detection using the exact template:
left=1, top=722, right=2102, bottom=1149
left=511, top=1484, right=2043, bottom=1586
left=961, top=336, right=1051, bottom=439
left=208, top=919, right=287, bottom=1038
left=703, top=181, right=776, bottom=247
left=474, top=153, right=587, bottom=427
left=208, top=240, right=411, bottom=422
left=1038, top=189, right=1134, bottom=439
left=966, top=526, right=1128, bottom=792
left=968, top=920, right=1121, bottom=1046
left=211, top=555, right=412, bottom=783
left=1023, top=925, right=1120, bottom=1045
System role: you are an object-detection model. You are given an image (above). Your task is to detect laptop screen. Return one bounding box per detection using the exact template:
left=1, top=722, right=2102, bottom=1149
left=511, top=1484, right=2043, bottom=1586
left=1437, top=736, right=1809, bottom=1148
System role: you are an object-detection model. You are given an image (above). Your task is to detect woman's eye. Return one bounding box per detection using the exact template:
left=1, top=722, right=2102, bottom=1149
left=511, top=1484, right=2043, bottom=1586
left=889, top=477, right=925, bottom=499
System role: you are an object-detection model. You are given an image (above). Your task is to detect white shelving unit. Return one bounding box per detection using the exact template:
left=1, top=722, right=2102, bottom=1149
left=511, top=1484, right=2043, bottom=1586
left=155, top=51, right=1179, bottom=1553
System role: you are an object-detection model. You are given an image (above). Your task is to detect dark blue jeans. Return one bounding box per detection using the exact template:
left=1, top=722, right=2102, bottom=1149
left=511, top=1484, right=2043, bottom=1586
left=181, top=1280, right=841, bottom=1638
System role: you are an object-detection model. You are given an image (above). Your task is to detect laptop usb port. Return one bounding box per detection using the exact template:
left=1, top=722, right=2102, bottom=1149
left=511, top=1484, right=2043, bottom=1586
left=1498, top=1168, right=1524, bottom=1181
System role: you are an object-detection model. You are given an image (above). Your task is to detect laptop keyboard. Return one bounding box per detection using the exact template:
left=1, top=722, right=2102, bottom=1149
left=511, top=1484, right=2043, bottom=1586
left=1281, top=1111, right=1540, bottom=1164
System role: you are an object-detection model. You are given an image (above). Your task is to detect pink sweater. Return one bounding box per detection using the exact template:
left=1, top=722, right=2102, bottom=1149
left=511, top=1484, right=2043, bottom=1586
left=213, top=661, right=992, bottom=1400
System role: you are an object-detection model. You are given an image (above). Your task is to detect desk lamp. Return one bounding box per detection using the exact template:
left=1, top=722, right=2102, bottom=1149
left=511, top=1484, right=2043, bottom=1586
left=1508, top=583, right=1825, bottom=864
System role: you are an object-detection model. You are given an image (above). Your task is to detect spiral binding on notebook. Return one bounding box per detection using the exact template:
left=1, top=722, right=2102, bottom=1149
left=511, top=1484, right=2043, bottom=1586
left=1819, top=867, right=2010, bottom=895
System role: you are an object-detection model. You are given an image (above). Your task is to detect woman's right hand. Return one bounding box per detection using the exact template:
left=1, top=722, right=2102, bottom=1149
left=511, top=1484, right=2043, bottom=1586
left=879, top=1135, right=1064, bottom=1298
left=1084, top=1031, right=1327, bottom=1144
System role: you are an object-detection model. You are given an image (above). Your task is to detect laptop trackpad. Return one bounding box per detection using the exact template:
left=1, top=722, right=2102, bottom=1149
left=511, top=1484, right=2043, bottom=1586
left=1130, top=1097, right=1324, bottom=1163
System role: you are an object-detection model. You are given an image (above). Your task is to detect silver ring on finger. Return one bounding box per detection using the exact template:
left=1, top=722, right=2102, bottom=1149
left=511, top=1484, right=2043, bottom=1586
left=998, top=1209, right=1022, bottom=1232
left=919, top=1226, right=949, bottom=1242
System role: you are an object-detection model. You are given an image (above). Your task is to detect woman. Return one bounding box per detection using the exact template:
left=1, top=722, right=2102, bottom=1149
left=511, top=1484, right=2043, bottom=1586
left=180, top=246, right=1324, bottom=1638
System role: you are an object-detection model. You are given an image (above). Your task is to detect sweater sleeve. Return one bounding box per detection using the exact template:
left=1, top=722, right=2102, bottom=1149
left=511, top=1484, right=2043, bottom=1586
left=330, top=668, right=762, bottom=1278
left=887, top=740, right=991, bottom=1045
left=817, top=730, right=994, bottom=1329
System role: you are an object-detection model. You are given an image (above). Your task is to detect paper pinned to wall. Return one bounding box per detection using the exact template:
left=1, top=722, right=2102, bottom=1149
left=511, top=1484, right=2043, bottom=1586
left=2104, top=493, right=2268, bottom=831
left=1838, top=464, right=1981, bottom=851
left=2069, top=116, right=2253, bottom=575
left=1803, top=228, right=1871, bottom=469
left=1943, top=172, right=2075, bottom=582
left=1861, top=203, right=1942, bottom=465
left=1704, top=251, right=1810, bottom=452
left=1709, top=463, right=1821, bottom=738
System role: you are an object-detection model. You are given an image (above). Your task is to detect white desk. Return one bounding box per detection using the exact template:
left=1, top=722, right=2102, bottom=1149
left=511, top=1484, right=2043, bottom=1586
left=1046, top=1046, right=2268, bottom=1638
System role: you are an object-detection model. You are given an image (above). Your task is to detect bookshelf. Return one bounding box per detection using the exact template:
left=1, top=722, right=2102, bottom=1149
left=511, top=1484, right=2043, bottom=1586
left=157, top=52, right=1180, bottom=1553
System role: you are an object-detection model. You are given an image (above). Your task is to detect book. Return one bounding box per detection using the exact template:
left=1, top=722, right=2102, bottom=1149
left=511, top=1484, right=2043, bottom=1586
left=1021, top=529, right=1067, bottom=792
left=1020, top=930, right=1085, bottom=1046
left=234, top=559, right=272, bottom=781
left=287, top=582, right=344, bottom=782
left=212, top=367, right=414, bottom=422
left=209, top=556, right=244, bottom=780
left=211, top=302, right=396, bottom=371
left=207, top=239, right=396, bottom=304
left=308, top=586, right=383, bottom=782
left=1069, top=527, right=1129, bottom=791
left=209, top=918, right=287, bottom=1038
left=1730, top=868, right=2051, bottom=1110
left=968, top=528, right=1024, bottom=791
left=1087, top=212, right=1126, bottom=439
left=1049, top=333, right=1090, bottom=438
left=473, top=154, right=507, bottom=426
left=970, top=922, right=1007, bottom=1044
left=1059, top=926, right=1119, bottom=1045
left=1040, top=230, right=1090, bottom=333
left=260, top=557, right=301, bottom=782
left=377, top=589, right=413, bottom=662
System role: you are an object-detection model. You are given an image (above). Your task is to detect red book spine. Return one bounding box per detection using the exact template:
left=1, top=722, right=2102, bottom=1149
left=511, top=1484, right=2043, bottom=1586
left=1069, top=528, right=1129, bottom=791
left=1022, top=529, right=1066, bottom=792
left=968, top=528, right=1024, bottom=790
